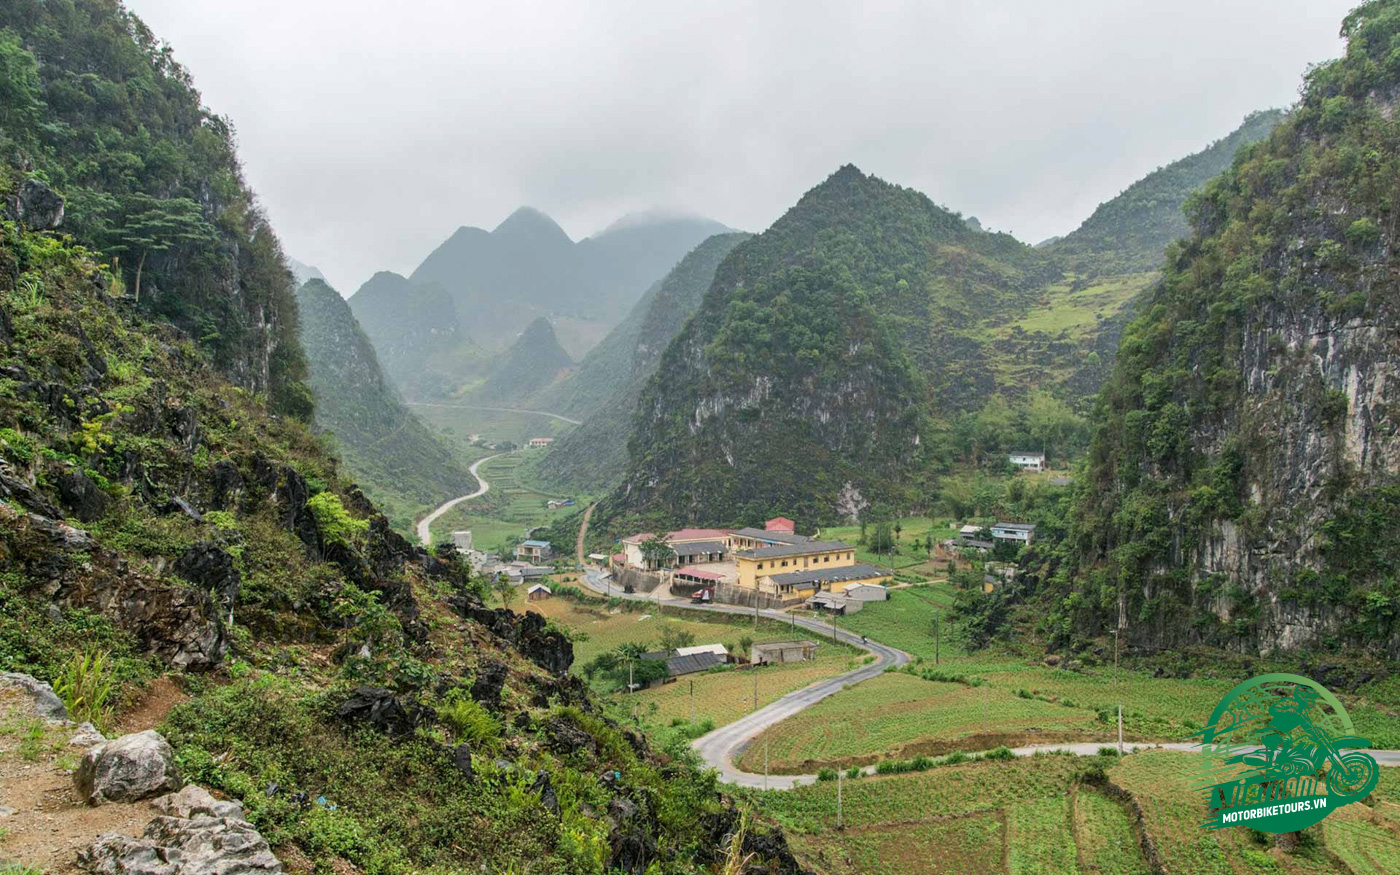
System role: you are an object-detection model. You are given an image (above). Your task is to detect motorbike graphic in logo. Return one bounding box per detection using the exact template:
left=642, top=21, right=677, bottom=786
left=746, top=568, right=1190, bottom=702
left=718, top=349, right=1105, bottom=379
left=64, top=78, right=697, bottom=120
left=1195, top=673, right=1378, bottom=832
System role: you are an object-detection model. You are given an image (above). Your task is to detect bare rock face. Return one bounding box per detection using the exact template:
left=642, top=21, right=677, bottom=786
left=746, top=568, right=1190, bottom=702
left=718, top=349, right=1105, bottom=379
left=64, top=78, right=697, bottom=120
left=78, top=785, right=282, bottom=875
left=69, top=722, right=109, bottom=748
left=7, top=178, right=65, bottom=230
left=76, top=730, right=183, bottom=805
left=0, top=671, right=68, bottom=721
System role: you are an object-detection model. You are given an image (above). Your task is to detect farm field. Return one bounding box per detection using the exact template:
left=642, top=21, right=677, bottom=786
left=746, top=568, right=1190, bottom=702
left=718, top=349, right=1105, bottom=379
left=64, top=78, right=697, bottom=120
left=751, top=749, right=1391, bottom=875
left=818, top=517, right=959, bottom=573
left=411, top=403, right=576, bottom=447
left=737, top=672, right=1101, bottom=773
left=624, top=648, right=868, bottom=731
left=1072, top=787, right=1150, bottom=875
left=833, top=585, right=1400, bottom=747
left=521, top=595, right=828, bottom=666
left=431, top=453, right=576, bottom=553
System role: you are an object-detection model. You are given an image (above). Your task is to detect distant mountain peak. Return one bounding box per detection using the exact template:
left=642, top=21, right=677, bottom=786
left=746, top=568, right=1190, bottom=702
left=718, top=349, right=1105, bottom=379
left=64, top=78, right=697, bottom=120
left=593, top=209, right=731, bottom=237
left=492, top=206, right=572, bottom=244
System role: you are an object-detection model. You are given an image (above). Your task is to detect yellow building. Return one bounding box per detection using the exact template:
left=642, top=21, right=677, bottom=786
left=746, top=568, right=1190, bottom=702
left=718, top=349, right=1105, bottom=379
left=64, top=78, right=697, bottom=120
left=734, top=538, right=890, bottom=598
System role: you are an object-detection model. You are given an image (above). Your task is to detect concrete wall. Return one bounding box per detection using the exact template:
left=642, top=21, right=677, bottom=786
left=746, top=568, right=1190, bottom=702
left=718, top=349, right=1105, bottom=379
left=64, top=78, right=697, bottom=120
left=713, top=581, right=801, bottom=610
left=616, top=567, right=663, bottom=594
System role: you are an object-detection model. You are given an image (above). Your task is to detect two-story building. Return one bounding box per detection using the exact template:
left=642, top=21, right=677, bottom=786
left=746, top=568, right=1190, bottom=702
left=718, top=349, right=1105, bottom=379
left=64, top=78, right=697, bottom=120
left=990, top=521, right=1036, bottom=545
left=1008, top=451, right=1046, bottom=472
left=735, top=538, right=889, bottom=598
left=514, top=539, right=552, bottom=562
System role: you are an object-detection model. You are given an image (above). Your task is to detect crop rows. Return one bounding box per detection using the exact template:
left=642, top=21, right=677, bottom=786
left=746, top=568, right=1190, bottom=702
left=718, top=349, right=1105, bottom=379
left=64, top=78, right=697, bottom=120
left=1006, top=796, right=1078, bottom=875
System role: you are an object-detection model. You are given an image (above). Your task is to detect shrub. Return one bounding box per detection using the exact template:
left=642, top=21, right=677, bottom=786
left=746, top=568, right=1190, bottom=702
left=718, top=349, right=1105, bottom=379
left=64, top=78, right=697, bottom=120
left=816, top=768, right=838, bottom=782
left=438, top=694, right=502, bottom=751
left=984, top=746, right=1015, bottom=761
left=845, top=766, right=862, bottom=779
left=306, top=492, right=368, bottom=549
left=1098, top=746, right=1121, bottom=757
left=52, top=647, right=116, bottom=730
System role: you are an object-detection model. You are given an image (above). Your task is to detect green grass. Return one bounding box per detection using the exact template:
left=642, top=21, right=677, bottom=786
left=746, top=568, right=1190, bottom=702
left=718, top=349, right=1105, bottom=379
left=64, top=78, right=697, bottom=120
left=818, top=516, right=959, bottom=572
left=1007, top=796, right=1078, bottom=875
left=785, top=812, right=1005, bottom=875
left=1002, top=272, right=1156, bottom=338
left=1073, top=788, right=1150, bottom=875
left=430, top=453, right=577, bottom=553
left=738, top=672, right=1099, bottom=773
left=1323, top=813, right=1400, bottom=875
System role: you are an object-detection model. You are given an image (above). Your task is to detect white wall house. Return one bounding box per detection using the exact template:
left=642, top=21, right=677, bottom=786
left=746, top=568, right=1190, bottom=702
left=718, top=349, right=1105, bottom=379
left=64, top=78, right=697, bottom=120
left=1009, top=451, right=1046, bottom=471
left=990, top=521, right=1036, bottom=545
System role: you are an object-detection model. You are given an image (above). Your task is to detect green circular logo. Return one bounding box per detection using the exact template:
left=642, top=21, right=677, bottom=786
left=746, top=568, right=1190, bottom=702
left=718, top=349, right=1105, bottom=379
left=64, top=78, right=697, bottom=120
left=1197, top=673, right=1378, bottom=833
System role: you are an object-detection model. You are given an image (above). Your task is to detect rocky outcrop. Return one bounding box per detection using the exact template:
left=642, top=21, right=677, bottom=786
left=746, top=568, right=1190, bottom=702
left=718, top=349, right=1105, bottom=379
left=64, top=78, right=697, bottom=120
left=6, top=178, right=65, bottom=230
left=0, top=671, right=68, bottom=721
left=57, top=469, right=112, bottom=522
left=173, top=543, right=240, bottom=620
left=76, top=730, right=183, bottom=805
left=77, top=785, right=282, bottom=875
left=335, top=686, right=434, bottom=737
left=470, top=660, right=509, bottom=710
left=69, top=722, right=109, bottom=748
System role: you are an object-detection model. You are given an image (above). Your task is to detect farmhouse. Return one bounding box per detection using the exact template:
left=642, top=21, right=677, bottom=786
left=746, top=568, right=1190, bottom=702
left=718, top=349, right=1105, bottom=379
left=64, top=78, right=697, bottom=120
left=526, top=583, right=552, bottom=601
left=527, top=437, right=554, bottom=449
left=751, top=640, right=818, bottom=665
left=844, top=582, right=889, bottom=601
left=1009, top=451, right=1046, bottom=472
left=990, top=521, right=1036, bottom=545
left=515, top=539, right=552, bottom=562
left=805, top=592, right=863, bottom=615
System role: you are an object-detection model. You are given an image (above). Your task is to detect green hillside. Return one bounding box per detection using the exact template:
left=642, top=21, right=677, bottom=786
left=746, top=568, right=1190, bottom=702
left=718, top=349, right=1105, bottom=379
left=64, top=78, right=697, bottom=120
left=1057, top=0, right=1400, bottom=656
left=469, top=316, right=573, bottom=404
left=0, top=0, right=310, bottom=417
left=295, top=278, right=474, bottom=531
left=531, top=232, right=750, bottom=492
left=348, top=270, right=478, bottom=400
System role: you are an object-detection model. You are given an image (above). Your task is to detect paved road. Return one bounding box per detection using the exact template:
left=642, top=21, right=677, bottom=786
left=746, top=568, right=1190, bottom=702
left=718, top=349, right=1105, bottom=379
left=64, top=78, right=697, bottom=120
left=415, top=453, right=503, bottom=545
left=579, top=567, right=910, bottom=787
left=406, top=402, right=582, bottom=425
left=577, top=566, right=1400, bottom=789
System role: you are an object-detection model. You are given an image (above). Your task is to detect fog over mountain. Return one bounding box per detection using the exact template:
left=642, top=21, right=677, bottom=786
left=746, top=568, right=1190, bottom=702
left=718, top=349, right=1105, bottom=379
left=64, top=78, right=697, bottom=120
left=126, top=0, right=1352, bottom=293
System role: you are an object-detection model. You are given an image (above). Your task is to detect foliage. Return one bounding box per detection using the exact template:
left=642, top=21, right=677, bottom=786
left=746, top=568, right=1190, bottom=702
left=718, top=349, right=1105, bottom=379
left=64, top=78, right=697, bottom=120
left=306, top=492, right=368, bottom=550
left=52, top=647, right=116, bottom=730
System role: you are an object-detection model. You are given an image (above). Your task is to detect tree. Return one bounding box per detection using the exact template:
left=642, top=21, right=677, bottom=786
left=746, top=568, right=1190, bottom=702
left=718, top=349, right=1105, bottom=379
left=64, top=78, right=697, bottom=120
left=869, top=522, right=895, bottom=555
left=659, top=626, right=697, bottom=653
left=638, top=536, right=675, bottom=571
left=105, top=196, right=218, bottom=302
left=492, top=573, right=515, bottom=607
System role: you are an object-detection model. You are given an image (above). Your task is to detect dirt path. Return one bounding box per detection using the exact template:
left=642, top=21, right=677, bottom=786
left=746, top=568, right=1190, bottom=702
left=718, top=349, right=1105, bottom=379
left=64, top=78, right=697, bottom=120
left=575, top=502, right=596, bottom=566
left=0, top=679, right=189, bottom=872
left=415, top=452, right=503, bottom=546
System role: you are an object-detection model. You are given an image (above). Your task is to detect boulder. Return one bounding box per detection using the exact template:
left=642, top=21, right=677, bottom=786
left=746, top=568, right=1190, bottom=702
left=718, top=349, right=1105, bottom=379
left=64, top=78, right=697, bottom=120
left=450, top=743, right=473, bottom=780
left=335, top=686, right=433, bottom=737
left=173, top=543, right=240, bottom=617
left=57, top=469, right=112, bottom=522
left=69, top=722, right=109, bottom=748
left=470, top=660, right=509, bottom=710
left=77, top=811, right=282, bottom=875
left=532, top=770, right=559, bottom=815
left=543, top=715, right=597, bottom=759
left=519, top=612, right=574, bottom=676
left=0, top=671, right=68, bottom=721
left=150, top=785, right=244, bottom=820
left=76, top=730, right=183, bottom=805
left=8, top=178, right=65, bottom=231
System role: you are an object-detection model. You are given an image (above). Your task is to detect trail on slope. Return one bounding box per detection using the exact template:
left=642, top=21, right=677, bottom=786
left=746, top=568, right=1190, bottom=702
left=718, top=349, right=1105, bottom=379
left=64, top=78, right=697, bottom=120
left=415, top=453, right=503, bottom=545
left=575, top=502, right=597, bottom=565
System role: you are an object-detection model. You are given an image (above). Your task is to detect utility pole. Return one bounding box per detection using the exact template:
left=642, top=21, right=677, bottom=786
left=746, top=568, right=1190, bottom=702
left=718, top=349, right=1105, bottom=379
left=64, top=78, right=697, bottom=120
left=1112, top=628, right=1123, bottom=755
left=935, top=611, right=941, bottom=666
left=837, top=769, right=843, bottom=830
left=689, top=679, right=694, bottom=725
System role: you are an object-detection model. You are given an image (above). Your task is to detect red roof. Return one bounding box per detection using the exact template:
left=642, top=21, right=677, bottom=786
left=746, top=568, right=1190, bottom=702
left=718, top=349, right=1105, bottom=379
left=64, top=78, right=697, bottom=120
left=610, top=553, right=626, bottom=564
left=674, top=566, right=722, bottom=581
left=666, top=528, right=732, bottom=542
left=764, top=517, right=796, bottom=533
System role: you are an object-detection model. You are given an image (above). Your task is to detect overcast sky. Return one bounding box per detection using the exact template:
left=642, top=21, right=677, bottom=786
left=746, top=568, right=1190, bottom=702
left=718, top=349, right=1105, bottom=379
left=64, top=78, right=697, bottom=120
left=127, top=0, right=1355, bottom=295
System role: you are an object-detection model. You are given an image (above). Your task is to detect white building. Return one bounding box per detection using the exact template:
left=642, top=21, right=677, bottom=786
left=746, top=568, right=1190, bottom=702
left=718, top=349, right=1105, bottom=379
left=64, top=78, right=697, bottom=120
left=1009, top=451, right=1046, bottom=472
left=990, top=521, right=1036, bottom=545
left=528, top=437, right=554, bottom=449
left=844, top=583, right=889, bottom=601
left=451, top=530, right=473, bottom=552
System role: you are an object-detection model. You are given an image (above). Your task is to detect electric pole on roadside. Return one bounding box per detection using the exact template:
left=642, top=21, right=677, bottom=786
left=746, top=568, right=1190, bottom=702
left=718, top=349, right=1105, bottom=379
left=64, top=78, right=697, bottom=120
left=1112, top=628, right=1123, bottom=754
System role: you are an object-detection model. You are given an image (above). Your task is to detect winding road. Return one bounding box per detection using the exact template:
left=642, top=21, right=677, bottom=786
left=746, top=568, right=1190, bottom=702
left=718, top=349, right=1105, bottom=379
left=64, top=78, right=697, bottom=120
left=415, top=453, right=504, bottom=545
left=577, top=565, right=1400, bottom=789
left=406, top=402, right=582, bottom=425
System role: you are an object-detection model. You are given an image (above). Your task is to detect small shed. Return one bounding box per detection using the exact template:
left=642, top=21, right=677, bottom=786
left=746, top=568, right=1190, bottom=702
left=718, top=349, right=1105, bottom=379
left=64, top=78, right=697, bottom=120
left=527, top=583, right=552, bottom=601
left=844, top=583, right=889, bottom=602
left=751, top=640, right=819, bottom=665
left=451, top=530, right=473, bottom=551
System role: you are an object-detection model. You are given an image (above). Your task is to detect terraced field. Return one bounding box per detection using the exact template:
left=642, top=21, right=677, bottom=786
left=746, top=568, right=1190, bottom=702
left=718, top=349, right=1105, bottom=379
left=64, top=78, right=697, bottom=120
left=1072, top=787, right=1150, bottom=875
left=738, top=672, right=1101, bottom=773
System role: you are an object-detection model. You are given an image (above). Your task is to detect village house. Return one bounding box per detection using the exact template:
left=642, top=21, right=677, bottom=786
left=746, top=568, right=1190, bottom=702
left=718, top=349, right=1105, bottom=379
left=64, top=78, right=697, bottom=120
left=751, top=641, right=818, bottom=665
left=515, top=539, right=552, bottom=562
left=527, top=437, right=553, bottom=449
left=1009, top=451, right=1046, bottom=472
left=735, top=537, right=890, bottom=598
left=990, top=521, right=1036, bottom=545
left=451, top=530, right=473, bottom=552
left=526, top=583, right=552, bottom=601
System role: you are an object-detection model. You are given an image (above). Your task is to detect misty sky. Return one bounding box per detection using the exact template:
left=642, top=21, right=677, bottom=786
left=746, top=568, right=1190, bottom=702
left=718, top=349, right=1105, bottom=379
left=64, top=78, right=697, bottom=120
left=127, top=0, right=1355, bottom=295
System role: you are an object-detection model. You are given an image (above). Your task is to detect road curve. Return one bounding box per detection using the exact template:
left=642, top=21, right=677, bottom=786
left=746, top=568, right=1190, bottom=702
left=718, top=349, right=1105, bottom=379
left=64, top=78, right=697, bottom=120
left=576, top=567, right=1400, bottom=788
left=405, top=402, right=582, bottom=425
left=415, top=453, right=503, bottom=545
left=579, top=568, right=910, bottom=787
